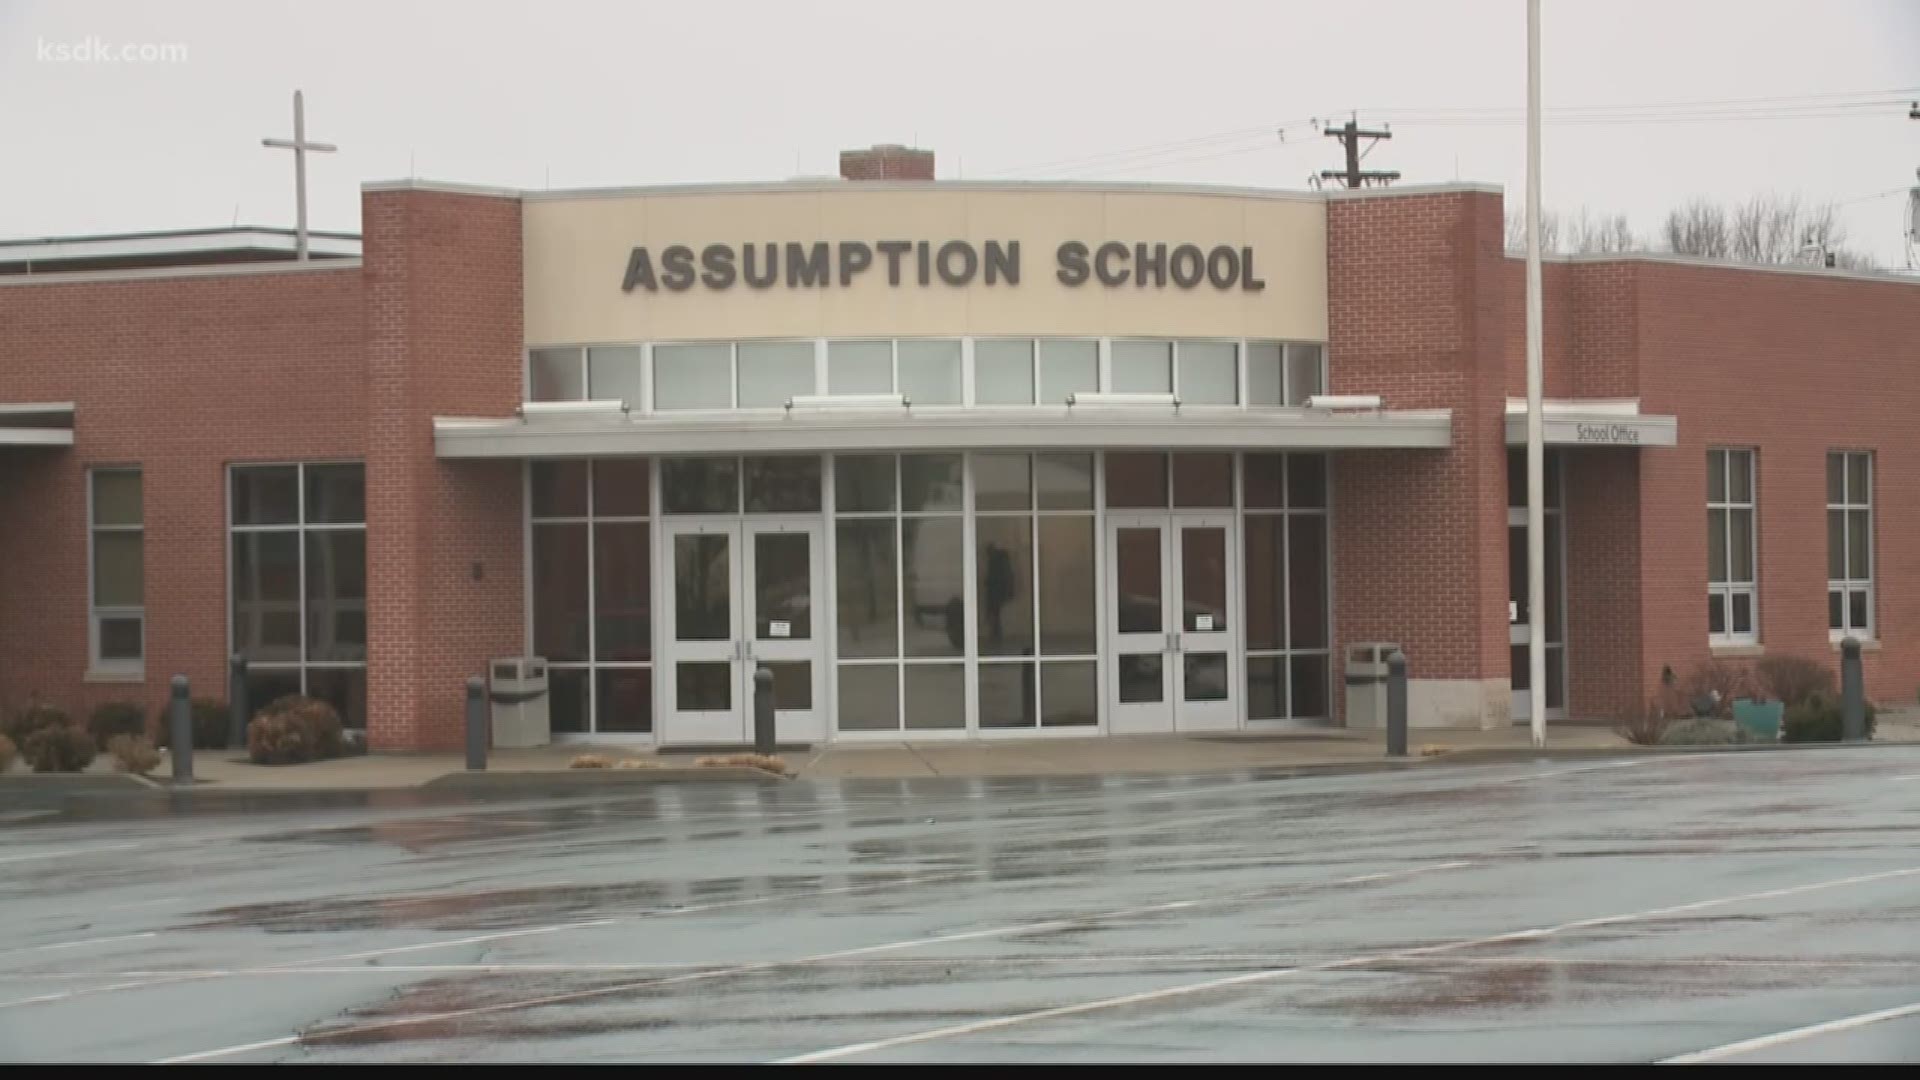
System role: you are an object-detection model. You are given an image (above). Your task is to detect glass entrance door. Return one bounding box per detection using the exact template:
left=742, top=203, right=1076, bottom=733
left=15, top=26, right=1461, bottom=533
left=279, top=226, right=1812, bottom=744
left=1108, top=516, right=1172, bottom=733
left=1173, top=514, right=1239, bottom=731
left=1105, top=513, right=1240, bottom=733
left=745, top=522, right=825, bottom=745
left=1508, top=512, right=1567, bottom=723
left=661, top=520, right=744, bottom=744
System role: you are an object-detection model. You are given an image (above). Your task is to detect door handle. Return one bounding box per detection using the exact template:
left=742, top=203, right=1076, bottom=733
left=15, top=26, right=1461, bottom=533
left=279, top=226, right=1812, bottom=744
left=1166, top=631, right=1178, bottom=654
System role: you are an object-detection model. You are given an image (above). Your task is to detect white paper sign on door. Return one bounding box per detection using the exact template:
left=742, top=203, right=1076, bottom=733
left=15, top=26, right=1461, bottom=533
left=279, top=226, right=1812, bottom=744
left=769, top=620, right=791, bottom=638
left=1195, top=614, right=1214, bottom=631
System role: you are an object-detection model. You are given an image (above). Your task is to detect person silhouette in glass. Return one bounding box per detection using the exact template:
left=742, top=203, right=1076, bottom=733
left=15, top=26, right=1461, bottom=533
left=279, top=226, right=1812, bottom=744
left=984, top=542, right=1015, bottom=646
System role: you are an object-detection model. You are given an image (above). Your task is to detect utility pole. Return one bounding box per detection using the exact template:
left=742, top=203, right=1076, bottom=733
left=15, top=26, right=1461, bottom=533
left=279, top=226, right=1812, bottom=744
left=1319, top=116, right=1401, bottom=188
left=1524, top=0, right=1546, bottom=749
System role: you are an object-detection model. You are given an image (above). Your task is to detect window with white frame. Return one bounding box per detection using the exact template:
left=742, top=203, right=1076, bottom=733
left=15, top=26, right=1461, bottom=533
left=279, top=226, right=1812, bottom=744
left=1707, top=448, right=1757, bottom=643
left=230, top=463, right=367, bottom=728
left=525, top=338, right=1326, bottom=412
left=1827, top=450, right=1873, bottom=638
left=89, top=468, right=144, bottom=670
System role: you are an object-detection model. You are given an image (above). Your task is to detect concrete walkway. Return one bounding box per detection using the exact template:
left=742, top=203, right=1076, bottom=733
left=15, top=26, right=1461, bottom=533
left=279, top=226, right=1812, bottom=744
left=15, top=709, right=1915, bottom=791
left=136, top=724, right=1639, bottom=789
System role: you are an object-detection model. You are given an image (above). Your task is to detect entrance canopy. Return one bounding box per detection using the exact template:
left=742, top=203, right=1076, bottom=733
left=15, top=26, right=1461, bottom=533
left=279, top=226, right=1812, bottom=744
left=0, top=402, right=74, bottom=447
left=1503, top=398, right=1676, bottom=448
left=434, top=404, right=1453, bottom=459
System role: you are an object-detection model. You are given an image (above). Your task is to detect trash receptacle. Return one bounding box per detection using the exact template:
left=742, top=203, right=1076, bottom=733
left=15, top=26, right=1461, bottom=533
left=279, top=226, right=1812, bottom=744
left=489, top=657, right=550, bottom=748
left=1344, top=643, right=1398, bottom=729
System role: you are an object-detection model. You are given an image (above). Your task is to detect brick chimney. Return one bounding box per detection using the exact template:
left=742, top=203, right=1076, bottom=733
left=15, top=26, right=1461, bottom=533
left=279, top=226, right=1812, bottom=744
left=838, top=144, right=935, bottom=181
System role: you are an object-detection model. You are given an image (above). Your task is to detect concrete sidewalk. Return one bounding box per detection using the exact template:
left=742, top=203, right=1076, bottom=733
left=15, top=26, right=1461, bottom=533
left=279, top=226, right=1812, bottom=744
left=148, top=724, right=1639, bottom=790
left=18, top=708, right=1915, bottom=792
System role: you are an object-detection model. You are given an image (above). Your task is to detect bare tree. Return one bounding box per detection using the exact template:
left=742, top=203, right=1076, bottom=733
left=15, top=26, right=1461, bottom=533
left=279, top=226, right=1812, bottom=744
left=1564, top=208, right=1637, bottom=254
left=1505, top=208, right=1561, bottom=254
left=1664, top=193, right=1873, bottom=270
left=1506, top=207, right=1637, bottom=255
left=1661, top=198, right=1731, bottom=259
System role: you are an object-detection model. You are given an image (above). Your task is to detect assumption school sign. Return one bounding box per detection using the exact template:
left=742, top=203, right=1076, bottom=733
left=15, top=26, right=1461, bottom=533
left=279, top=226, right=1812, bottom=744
left=621, top=240, right=1270, bottom=293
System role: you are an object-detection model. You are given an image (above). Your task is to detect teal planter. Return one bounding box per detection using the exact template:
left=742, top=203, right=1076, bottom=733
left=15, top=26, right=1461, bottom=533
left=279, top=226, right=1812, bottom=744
left=1733, top=698, right=1784, bottom=742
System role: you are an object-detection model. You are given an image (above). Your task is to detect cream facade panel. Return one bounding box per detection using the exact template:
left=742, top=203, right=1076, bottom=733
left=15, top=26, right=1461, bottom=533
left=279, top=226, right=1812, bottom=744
left=523, top=186, right=1327, bottom=346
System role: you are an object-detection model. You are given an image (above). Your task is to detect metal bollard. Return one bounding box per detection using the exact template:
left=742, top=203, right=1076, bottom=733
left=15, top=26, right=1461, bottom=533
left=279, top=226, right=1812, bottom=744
left=228, top=653, right=250, bottom=750
left=1840, top=637, right=1866, bottom=742
left=753, top=666, right=776, bottom=755
left=465, top=677, right=488, bottom=771
left=169, top=675, right=193, bottom=783
left=1385, top=650, right=1409, bottom=758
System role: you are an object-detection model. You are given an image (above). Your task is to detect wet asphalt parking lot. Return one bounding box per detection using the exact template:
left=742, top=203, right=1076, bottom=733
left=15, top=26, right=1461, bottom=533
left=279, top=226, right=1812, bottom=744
left=2, top=747, right=1918, bottom=1063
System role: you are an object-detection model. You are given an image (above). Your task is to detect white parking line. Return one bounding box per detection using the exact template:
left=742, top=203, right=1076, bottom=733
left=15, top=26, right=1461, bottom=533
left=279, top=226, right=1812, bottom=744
left=1, top=868, right=985, bottom=1013
left=0, top=932, right=157, bottom=959
left=151, top=860, right=1472, bottom=1063
left=0, top=843, right=139, bottom=865
left=776, top=863, right=1920, bottom=1063
left=1659, top=999, right=1920, bottom=1063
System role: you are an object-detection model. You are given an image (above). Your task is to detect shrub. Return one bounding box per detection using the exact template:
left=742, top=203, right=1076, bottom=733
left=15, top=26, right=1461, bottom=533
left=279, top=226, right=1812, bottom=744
left=613, top=757, right=660, bottom=770
left=153, top=698, right=236, bottom=751
left=1782, top=693, right=1877, bottom=744
left=570, top=754, right=612, bottom=769
left=1615, top=700, right=1673, bottom=746
left=247, top=713, right=313, bottom=765
left=1681, top=659, right=1758, bottom=719
left=24, top=724, right=97, bottom=773
left=244, top=695, right=345, bottom=765
left=1660, top=718, right=1763, bottom=747
left=106, top=734, right=161, bottom=775
left=87, top=701, right=147, bottom=749
left=2, top=703, right=73, bottom=748
left=0, top=733, right=15, bottom=774
left=1754, top=654, right=1835, bottom=708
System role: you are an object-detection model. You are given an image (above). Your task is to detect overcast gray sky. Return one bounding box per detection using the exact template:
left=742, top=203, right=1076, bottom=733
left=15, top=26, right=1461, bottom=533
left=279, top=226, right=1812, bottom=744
left=3, top=0, right=1916, bottom=263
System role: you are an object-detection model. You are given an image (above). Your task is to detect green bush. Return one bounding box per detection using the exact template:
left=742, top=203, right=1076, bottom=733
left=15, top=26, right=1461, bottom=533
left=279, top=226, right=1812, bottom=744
left=87, top=701, right=147, bottom=749
left=2, top=703, right=73, bottom=748
left=106, top=734, right=161, bottom=775
left=1754, top=654, right=1835, bottom=708
left=246, top=695, right=346, bottom=765
left=24, top=724, right=97, bottom=773
left=1660, top=718, right=1765, bottom=746
left=1782, top=694, right=1877, bottom=743
left=153, top=698, right=235, bottom=751
left=0, top=733, right=16, bottom=773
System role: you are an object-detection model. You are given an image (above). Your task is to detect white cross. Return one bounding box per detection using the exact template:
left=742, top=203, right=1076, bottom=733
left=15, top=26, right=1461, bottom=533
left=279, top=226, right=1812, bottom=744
left=261, top=89, right=337, bottom=261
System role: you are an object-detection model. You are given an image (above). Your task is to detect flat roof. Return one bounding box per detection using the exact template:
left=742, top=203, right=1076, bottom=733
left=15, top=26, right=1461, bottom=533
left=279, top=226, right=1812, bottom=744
left=0, top=226, right=362, bottom=275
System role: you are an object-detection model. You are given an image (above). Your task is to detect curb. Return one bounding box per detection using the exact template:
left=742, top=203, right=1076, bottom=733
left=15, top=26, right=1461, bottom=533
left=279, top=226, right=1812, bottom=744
left=0, top=771, right=157, bottom=794
left=1429, top=739, right=1897, bottom=764
left=423, top=767, right=788, bottom=790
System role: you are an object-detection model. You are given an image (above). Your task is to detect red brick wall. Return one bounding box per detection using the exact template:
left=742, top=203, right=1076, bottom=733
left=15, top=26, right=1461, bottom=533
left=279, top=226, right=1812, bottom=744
left=1634, top=262, right=1920, bottom=706
left=839, top=145, right=935, bottom=181
left=1327, top=190, right=1513, bottom=722
left=361, top=187, right=525, bottom=749
left=0, top=266, right=365, bottom=725
left=1562, top=449, right=1642, bottom=721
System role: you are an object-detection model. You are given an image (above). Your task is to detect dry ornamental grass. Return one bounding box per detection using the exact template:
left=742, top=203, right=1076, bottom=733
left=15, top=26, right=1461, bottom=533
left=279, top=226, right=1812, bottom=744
left=693, top=752, right=788, bottom=775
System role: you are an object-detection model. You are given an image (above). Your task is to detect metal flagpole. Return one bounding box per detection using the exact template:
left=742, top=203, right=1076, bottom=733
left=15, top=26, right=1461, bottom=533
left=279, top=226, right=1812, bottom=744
left=1525, top=0, right=1547, bottom=748
left=262, top=90, right=337, bottom=261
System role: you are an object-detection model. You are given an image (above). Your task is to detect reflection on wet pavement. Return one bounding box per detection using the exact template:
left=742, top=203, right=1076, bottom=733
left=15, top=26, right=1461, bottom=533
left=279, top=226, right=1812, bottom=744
left=2, top=750, right=1918, bottom=1062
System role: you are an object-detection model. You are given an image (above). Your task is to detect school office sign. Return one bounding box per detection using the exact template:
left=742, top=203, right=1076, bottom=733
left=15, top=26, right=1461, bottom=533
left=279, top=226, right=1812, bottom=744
left=620, top=240, right=1269, bottom=294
